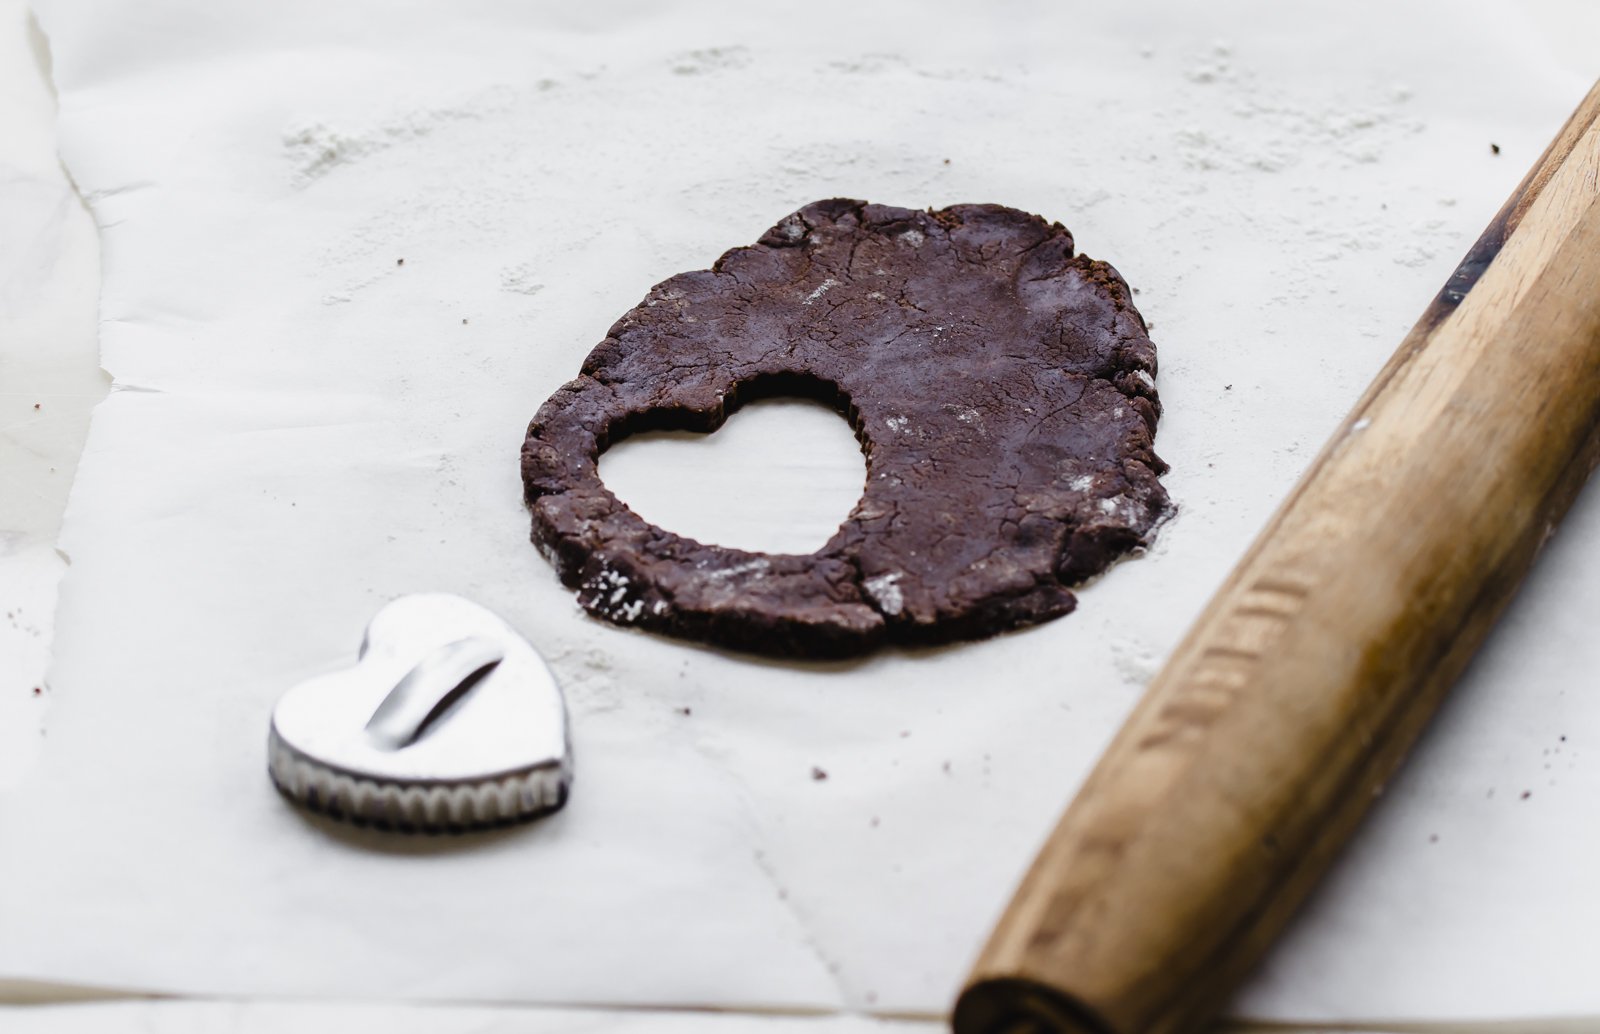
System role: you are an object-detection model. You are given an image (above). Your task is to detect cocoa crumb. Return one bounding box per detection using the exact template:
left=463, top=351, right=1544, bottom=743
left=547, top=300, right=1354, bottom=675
left=1521, top=790, right=1532, bottom=800
left=811, top=766, right=828, bottom=781
left=33, top=403, right=41, bottom=410
left=396, top=258, right=405, bottom=266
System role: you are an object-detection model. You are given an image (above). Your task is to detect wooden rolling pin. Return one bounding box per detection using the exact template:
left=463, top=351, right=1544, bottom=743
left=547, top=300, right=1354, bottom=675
left=954, top=81, right=1600, bottom=1034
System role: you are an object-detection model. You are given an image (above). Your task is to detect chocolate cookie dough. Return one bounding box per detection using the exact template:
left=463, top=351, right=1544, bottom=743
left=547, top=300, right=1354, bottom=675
left=522, top=199, right=1169, bottom=658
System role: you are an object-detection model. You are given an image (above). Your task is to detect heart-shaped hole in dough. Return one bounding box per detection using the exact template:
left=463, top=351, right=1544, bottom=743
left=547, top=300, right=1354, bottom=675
left=598, top=394, right=868, bottom=556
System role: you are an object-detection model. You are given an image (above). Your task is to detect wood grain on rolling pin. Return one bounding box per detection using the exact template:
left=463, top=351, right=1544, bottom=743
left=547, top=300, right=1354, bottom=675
left=955, top=80, right=1600, bottom=1034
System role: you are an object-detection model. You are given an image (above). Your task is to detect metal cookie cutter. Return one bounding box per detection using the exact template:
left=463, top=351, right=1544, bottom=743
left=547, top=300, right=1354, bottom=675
left=268, top=593, right=571, bottom=832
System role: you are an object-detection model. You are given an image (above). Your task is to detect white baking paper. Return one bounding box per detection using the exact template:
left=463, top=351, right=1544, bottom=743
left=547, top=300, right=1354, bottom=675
left=4, top=0, right=1599, bottom=1024
left=0, top=0, right=101, bottom=789
left=0, top=1002, right=944, bottom=1034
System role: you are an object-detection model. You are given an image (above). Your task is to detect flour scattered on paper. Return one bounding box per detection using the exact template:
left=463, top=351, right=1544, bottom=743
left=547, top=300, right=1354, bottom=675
left=669, top=46, right=751, bottom=76
left=282, top=86, right=515, bottom=185
left=1110, top=637, right=1163, bottom=688
left=499, top=263, right=544, bottom=295
left=1173, top=44, right=1423, bottom=173
left=547, top=642, right=621, bottom=715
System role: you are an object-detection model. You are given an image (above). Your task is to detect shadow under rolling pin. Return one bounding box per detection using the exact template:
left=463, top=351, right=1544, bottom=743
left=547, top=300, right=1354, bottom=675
left=955, top=79, right=1600, bottom=1034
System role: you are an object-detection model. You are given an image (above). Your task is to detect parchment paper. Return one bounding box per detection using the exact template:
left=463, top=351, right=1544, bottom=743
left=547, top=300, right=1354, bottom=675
left=4, top=0, right=1598, bottom=1024
left=0, top=1003, right=942, bottom=1034
left=0, top=0, right=101, bottom=788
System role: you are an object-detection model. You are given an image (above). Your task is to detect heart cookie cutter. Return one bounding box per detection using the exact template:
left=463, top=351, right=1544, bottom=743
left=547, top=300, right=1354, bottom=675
left=268, top=593, right=572, bottom=832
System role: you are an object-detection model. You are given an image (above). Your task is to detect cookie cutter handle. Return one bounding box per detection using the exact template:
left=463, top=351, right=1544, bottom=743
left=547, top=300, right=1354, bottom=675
left=364, top=637, right=504, bottom=751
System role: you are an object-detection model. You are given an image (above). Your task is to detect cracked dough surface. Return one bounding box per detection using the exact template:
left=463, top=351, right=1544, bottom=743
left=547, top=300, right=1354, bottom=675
left=523, top=199, right=1169, bottom=656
